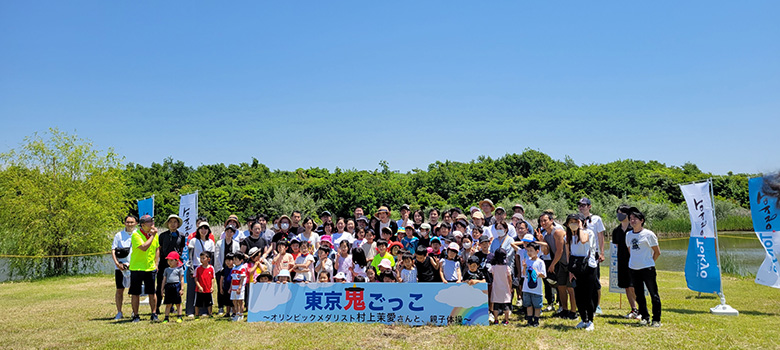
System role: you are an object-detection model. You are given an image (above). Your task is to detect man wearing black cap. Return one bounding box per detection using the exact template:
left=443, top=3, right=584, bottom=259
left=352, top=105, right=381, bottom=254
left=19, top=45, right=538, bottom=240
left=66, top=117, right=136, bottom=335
left=316, top=211, right=333, bottom=234
left=578, top=197, right=606, bottom=315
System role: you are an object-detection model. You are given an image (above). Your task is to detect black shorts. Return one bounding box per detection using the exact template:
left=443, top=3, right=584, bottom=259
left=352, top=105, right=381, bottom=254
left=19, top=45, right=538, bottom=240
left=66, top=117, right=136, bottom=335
left=129, top=270, right=156, bottom=296
left=163, top=283, right=182, bottom=305
left=555, top=263, right=571, bottom=287
left=114, top=269, right=128, bottom=289
left=493, top=302, right=511, bottom=311
left=195, top=292, right=213, bottom=308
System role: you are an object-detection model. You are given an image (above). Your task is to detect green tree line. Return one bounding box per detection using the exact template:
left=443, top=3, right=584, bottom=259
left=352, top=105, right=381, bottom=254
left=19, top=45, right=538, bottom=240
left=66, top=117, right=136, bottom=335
left=0, top=130, right=755, bottom=278
left=124, top=151, right=752, bottom=232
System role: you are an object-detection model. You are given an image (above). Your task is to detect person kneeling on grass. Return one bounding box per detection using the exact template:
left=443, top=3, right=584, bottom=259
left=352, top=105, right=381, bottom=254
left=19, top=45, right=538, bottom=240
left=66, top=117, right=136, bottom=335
left=161, top=251, right=185, bottom=324
left=522, top=243, right=546, bottom=327
left=194, top=252, right=215, bottom=319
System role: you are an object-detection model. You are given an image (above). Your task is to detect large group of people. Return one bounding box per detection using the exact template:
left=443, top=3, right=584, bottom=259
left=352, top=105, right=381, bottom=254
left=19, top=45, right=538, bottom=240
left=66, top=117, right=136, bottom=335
left=111, top=197, right=662, bottom=328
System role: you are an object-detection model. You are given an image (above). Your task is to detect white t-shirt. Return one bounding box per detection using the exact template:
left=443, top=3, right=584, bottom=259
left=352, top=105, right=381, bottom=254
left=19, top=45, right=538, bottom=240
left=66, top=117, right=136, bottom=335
left=353, top=264, right=367, bottom=279
left=294, top=253, right=315, bottom=281
left=315, top=258, right=334, bottom=279
left=188, top=238, right=215, bottom=268
left=569, top=229, right=598, bottom=268
left=298, top=232, right=321, bottom=249
left=336, top=254, right=354, bottom=282
left=112, top=230, right=133, bottom=269
left=332, top=232, right=355, bottom=246
left=626, top=228, right=659, bottom=270
left=523, top=257, right=546, bottom=296
left=585, top=214, right=606, bottom=253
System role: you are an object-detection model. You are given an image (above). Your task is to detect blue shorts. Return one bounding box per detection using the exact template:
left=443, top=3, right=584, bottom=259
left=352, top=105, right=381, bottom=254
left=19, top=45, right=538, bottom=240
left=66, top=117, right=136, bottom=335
left=522, top=292, right=543, bottom=309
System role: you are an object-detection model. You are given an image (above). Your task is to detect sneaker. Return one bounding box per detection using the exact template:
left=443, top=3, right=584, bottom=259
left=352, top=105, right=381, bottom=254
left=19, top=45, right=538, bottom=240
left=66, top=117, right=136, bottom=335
left=626, top=309, right=639, bottom=319
left=162, top=318, right=169, bottom=324
left=595, top=306, right=603, bottom=315
left=639, top=319, right=649, bottom=326
left=236, top=315, right=244, bottom=322
left=556, top=306, right=563, bottom=314
left=114, top=312, right=123, bottom=320
left=501, top=321, right=509, bottom=326
left=187, top=314, right=195, bottom=318
left=231, top=315, right=238, bottom=322
left=176, top=317, right=183, bottom=323
left=567, top=311, right=578, bottom=320
left=131, top=315, right=141, bottom=323
left=585, top=322, right=595, bottom=331
left=575, top=321, right=588, bottom=329
left=651, top=321, right=661, bottom=328
left=218, top=307, right=224, bottom=315
left=151, top=313, right=159, bottom=322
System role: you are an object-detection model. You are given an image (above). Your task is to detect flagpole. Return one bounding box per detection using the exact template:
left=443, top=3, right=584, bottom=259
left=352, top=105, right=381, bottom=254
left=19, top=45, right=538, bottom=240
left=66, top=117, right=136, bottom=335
left=709, top=177, right=738, bottom=316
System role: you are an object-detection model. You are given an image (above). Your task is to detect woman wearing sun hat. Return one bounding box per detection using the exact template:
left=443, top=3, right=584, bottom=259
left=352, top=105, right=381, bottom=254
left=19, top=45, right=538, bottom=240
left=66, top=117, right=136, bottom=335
left=372, top=206, right=398, bottom=238
left=156, top=214, right=185, bottom=314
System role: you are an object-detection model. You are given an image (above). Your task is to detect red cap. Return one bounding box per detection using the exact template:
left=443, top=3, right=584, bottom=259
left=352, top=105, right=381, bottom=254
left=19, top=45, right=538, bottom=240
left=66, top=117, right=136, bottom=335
left=165, top=251, right=181, bottom=261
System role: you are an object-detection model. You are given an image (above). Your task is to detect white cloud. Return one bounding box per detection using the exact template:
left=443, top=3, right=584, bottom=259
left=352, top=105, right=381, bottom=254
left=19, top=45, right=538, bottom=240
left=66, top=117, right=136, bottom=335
left=248, top=283, right=292, bottom=312
left=434, top=284, right=488, bottom=308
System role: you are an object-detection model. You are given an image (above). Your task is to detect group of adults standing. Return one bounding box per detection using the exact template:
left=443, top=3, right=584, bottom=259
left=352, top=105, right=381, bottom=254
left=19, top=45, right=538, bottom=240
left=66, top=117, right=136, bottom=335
left=110, top=197, right=662, bottom=327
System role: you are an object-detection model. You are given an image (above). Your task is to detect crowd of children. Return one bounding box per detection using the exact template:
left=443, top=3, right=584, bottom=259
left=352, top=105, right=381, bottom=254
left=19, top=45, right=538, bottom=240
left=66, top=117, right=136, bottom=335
left=115, top=199, right=662, bottom=328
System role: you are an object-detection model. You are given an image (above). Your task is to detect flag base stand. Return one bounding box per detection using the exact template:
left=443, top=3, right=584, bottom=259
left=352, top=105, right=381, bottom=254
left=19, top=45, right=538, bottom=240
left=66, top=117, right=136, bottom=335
left=710, top=303, right=738, bottom=316
left=710, top=294, right=738, bottom=316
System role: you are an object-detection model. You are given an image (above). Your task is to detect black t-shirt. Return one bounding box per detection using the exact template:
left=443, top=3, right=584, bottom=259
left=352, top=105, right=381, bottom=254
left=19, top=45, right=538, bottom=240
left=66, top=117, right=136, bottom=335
left=418, top=237, right=430, bottom=248
left=272, top=231, right=295, bottom=243
left=415, top=256, right=437, bottom=282
left=158, top=230, right=185, bottom=266
left=463, top=268, right=485, bottom=282
left=611, top=225, right=632, bottom=266
left=474, top=250, right=493, bottom=283
left=240, top=235, right=267, bottom=254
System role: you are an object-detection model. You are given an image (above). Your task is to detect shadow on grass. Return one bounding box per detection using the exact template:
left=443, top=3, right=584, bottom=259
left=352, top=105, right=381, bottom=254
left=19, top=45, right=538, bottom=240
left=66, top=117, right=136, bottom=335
left=665, top=308, right=707, bottom=315
left=540, top=323, right=576, bottom=332
left=733, top=310, right=778, bottom=317
left=685, top=294, right=717, bottom=300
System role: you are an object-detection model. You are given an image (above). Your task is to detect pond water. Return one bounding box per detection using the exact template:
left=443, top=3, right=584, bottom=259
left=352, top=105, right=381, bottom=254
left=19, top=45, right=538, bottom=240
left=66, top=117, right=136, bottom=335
left=605, top=231, right=766, bottom=276
left=0, top=232, right=768, bottom=282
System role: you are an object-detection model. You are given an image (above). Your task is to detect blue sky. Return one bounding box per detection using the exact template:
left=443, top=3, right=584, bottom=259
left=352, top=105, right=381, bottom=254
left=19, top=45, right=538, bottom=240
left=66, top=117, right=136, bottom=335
left=1, top=1, right=778, bottom=175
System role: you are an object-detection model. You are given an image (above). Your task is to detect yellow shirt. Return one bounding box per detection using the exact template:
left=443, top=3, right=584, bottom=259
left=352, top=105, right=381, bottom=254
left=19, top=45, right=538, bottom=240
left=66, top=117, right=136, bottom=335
left=129, top=229, right=159, bottom=271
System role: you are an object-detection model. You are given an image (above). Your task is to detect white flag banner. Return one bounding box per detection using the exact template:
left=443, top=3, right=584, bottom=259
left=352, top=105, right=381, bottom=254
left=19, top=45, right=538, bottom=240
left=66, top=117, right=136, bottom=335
left=680, top=181, right=716, bottom=239
left=748, top=176, right=780, bottom=288
left=680, top=180, right=722, bottom=293
left=178, top=192, right=198, bottom=237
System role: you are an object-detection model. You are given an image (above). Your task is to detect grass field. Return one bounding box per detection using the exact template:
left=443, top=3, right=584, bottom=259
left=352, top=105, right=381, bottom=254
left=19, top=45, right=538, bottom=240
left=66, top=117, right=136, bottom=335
left=1, top=269, right=778, bottom=350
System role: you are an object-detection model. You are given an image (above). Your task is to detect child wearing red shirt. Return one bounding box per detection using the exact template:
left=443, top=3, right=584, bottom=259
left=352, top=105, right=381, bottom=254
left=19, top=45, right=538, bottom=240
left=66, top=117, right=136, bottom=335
left=194, top=251, right=215, bottom=318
